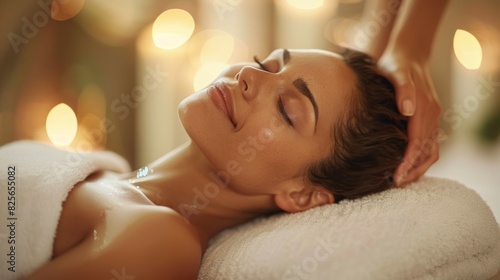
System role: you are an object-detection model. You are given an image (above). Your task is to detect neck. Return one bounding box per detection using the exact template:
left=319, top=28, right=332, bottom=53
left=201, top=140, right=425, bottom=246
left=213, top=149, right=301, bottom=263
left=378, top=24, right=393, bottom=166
left=125, top=141, right=280, bottom=248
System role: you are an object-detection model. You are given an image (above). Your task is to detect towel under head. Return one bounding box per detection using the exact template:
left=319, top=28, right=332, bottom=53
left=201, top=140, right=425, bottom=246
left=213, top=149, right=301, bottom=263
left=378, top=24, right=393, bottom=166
left=199, top=177, right=500, bottom=280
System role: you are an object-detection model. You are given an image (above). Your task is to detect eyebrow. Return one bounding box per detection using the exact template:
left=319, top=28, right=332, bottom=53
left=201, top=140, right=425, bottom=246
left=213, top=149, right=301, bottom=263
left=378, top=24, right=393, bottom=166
left=283, top=49, right=319, bottom=133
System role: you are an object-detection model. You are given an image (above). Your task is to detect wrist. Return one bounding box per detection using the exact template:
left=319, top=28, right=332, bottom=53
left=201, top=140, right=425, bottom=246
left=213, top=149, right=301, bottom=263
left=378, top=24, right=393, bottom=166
left=384, top=38, right=432, bottom=65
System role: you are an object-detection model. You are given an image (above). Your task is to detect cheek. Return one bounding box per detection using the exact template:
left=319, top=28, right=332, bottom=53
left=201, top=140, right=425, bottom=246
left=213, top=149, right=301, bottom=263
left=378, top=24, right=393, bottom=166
left=231, top=117, right=287, bottom=164
left=220, top=121, right=304, bottom=191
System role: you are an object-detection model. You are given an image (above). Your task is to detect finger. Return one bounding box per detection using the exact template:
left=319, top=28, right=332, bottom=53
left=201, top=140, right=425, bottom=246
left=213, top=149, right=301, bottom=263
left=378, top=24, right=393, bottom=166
left=393, top=167, right=408, bottom=188
left=393, top=105, right=432, bottom=186
left=394, top=133, right=428, bottom=186
left=398, top=168, right=421, bottom=186
left=391, top=70, right=417, bottom=117
left=379, top=64, right=417, bottom=117
left=394, top=143, right=423, bottom=186
left=400, top=146, right=439, bottom=185
left=398, top=141, right=439, bottom=186
left=395, top=157, right=424, bottom=187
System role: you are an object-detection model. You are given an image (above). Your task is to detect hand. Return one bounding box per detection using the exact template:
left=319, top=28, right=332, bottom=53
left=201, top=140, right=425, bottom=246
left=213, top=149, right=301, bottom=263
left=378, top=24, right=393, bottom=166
left=377, top=50, right=442, bottom=187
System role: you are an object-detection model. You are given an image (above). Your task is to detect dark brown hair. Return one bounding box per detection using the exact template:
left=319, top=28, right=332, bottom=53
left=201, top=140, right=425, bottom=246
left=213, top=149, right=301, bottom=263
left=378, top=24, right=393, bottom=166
left=307, top=49, right=408, bottom=202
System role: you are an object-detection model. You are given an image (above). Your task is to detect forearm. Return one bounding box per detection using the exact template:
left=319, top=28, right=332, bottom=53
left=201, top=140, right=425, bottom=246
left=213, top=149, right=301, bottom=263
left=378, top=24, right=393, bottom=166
left=353, top=0, right=401, bottom=60
left=386, top=0, right=449, bottom=62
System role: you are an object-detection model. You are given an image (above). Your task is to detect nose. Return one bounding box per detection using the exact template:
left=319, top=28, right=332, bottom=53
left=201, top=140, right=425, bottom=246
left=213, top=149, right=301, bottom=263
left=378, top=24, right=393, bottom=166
left=236, top=66, right=266, bottom=102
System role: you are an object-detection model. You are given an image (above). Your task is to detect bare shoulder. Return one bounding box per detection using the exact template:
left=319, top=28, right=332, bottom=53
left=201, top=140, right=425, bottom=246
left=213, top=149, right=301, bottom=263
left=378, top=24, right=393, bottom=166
left=114, top=206, right=203, bottom=278
left=26, top=206, right=202, bottom=280
left=130, top=206, right=202, bottom=259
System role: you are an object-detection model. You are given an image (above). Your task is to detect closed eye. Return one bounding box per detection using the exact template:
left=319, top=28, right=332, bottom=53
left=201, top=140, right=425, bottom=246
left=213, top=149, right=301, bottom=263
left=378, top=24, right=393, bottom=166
left=253, top=56, right=293, bottom=127
left=278, top=96, right=293, bottom=126
left=253, top=56, right=270, bottom=71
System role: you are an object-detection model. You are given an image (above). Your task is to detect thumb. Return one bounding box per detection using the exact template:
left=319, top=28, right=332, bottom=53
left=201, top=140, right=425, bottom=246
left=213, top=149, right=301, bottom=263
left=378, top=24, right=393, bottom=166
left=388, top=69, right=416, bottom=117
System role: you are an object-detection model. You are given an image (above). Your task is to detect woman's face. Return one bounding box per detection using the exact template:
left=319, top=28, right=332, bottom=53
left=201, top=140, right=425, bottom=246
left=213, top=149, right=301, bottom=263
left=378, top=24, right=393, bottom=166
left=178, top=49, right=356, bottom=195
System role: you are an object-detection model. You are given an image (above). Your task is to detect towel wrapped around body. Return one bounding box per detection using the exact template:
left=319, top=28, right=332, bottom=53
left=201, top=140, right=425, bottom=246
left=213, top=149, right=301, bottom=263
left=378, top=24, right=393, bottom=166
left=0, top=140, right=130, bottom=280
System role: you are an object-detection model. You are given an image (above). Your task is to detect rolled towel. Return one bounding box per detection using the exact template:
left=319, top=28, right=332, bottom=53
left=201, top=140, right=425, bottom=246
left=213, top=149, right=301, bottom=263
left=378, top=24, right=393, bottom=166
left=199, top=177, right=500, bottom=280
left=0, top=140, right=130, bottom=280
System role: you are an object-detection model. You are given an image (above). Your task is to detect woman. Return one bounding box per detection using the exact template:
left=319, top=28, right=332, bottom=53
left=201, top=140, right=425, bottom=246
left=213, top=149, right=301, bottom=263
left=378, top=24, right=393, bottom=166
left=19, top=48, right=407, bottom=279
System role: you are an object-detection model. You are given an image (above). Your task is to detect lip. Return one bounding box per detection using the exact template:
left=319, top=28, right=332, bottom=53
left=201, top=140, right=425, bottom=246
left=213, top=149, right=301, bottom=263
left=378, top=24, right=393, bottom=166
left=208, top=81, right=236, bottom=127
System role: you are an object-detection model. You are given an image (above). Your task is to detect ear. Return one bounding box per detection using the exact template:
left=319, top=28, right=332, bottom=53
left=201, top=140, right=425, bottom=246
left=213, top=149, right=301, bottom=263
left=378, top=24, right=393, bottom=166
left=273, top=177, right=334, bottom=213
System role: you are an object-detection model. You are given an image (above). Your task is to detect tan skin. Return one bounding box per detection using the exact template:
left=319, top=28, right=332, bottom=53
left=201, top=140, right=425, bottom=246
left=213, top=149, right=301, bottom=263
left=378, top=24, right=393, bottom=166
left=353, top=0, right=448, bottom=186
left=25, top=49, right=356, bottom=280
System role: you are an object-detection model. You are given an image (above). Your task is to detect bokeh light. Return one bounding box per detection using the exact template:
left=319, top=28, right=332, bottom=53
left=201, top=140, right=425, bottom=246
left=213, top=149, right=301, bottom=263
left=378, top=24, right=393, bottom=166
left=193, top=63, right=228, bottom=91
left=189, top=30, right=247, bottom=91
left=324, top=17, right=357, bottom=46
left=46, top=103, right=78, bottom=146
left=286, top=0, right=324, bottom=10
left=453, top=29, right=483, bottom=70
left=188, top=29, right=250, bottom=68
left=152, top=9, right=195, bottom=50
left=200, top=33, right=234, bottom=65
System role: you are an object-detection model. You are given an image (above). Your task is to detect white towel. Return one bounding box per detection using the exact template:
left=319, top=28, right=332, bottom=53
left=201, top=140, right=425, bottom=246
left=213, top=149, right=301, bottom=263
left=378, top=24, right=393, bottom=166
left=199, top=177, right=500, bottom=280
left=0, top=140, right=130, bottom=280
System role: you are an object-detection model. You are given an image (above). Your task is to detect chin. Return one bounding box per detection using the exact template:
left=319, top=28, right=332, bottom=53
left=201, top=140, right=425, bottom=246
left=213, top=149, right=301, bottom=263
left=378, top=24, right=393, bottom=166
left=178, top=92, right=207, bottom=138
left=177, top=89, right=226, bottom=164
left=177, top=93, right=195, bottom=123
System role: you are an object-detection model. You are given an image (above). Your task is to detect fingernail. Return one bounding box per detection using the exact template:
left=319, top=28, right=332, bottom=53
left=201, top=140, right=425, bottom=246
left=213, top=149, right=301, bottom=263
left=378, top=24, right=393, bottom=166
left=402, top=100, right=415, bottom=116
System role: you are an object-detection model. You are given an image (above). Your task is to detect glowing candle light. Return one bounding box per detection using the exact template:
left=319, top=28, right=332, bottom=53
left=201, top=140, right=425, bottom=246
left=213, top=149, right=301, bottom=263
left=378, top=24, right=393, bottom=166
left=453, top=29, right=483, bottom=70
left=450, top=28, right=486, bottom=139
left=152, top=9, right=195, bottom=50
left=274, top=0, right=336, bottom=48
left=46, top=103, right=78, bottom=146
left=286, top=0, right=324, bottom=10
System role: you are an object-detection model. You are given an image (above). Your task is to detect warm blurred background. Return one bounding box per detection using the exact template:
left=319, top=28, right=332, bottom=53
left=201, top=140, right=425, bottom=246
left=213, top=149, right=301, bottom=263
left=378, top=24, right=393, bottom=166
left=0, top=0, right=499, bottom=218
